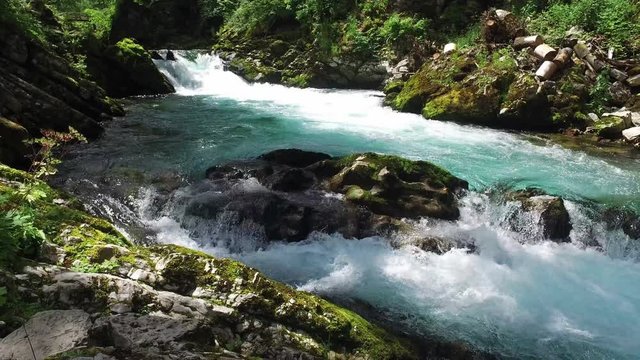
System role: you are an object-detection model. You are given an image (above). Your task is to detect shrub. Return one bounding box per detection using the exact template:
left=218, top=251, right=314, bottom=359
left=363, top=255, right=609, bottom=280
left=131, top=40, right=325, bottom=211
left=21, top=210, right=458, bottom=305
left=0, top=0, right=46, bottom=41
left=528, top=0, right=640, bottom=55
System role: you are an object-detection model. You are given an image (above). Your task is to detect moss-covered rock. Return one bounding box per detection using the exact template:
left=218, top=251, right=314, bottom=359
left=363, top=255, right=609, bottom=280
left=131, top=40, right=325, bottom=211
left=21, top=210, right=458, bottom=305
left=386, top=44, right=596, bottom=132
left=592, top=116, right=626, bottom=139
left=86, top=38, right=175, bottom=98
left=323, top=152, right=468, bottom=220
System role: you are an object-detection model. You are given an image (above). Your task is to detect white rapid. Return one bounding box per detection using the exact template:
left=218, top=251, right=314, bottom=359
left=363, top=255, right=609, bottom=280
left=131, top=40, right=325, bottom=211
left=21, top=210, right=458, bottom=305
left=57, top=51, right=640, bottom=359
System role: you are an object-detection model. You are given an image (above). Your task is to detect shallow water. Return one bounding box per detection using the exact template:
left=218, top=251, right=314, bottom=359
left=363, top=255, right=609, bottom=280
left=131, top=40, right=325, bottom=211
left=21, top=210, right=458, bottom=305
left=56, top=52, right=640, bottom=359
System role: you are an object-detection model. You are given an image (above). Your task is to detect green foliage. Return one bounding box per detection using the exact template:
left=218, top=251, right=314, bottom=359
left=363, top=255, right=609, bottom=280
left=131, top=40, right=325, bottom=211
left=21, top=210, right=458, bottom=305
left=0, top=0, right=46, bottom=41
left=0, top=207, right=46, bottom=269
left=454, top=23, right=481, bottom=49
left=589, top=70, right=613, bottom=113
left=114, top=37, right=148, bottom=60
left=224, top=0, right=295, bottom=36
left=0, top=128, right=86, bottom=270
left=380, top=13, right=428, bottom=47
left=527, top=0, right=640, bottom=55
left=26, top=127, right=87, bottom=180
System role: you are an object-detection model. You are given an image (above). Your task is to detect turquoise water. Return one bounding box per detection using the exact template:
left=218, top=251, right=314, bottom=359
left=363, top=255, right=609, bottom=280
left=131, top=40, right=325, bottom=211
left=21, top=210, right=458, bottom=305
left=57, top=53, right=640, bottom=359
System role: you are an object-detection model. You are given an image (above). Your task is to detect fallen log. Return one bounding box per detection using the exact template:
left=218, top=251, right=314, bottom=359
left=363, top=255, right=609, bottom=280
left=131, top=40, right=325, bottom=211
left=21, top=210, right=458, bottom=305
left=536, top=61, right=559, bottom=80
left=513, top=35, right=544, bottom=49
left=534, top=44, right=558, bottom=61
left=552, top=48, right=573, bottom=67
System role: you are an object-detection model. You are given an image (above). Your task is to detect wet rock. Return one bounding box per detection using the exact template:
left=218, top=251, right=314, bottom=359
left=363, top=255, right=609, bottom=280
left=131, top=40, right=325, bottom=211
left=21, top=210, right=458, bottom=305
left=149, top=50, right=164, bottom=60
left=196, top=150, right=467, bottom=242
left=165, top=50, right=177, bottom=61
left=508, top=189, right=572, bottom=242
left=0, top=310, right=91, bottom=360
left=258, top=149, right=332, bottom=168
left=326, top=153, right=468, bottom=220
left=602, top=208, right=640, bottom=239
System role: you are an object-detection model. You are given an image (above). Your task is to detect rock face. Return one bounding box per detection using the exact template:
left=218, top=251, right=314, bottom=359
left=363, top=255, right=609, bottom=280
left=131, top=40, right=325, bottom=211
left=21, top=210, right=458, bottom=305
left=0, top=24, right=124, bottom=168
left=87, top=38, right=175, bottom=98
left=110, top=0, right=221, bottom=49
left=195, top=150, right=468, bottom=242
left=0, top=310, right=91, bottom=360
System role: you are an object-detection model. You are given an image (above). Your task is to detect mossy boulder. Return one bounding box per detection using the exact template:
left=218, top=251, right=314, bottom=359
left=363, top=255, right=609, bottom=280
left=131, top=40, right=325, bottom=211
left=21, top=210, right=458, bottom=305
left=592, top=116, right=626, bottom=139
left=324, top=153, right=468, bottom=220
left=86, top=38, right=175, bottom=98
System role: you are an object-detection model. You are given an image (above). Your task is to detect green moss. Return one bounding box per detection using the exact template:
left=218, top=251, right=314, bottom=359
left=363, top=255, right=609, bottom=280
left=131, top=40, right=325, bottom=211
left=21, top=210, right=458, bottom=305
left=114, top=38, right=149, bottom=62
left=283, top=73, right=311, bottom=88
left=593, top=116, right=626, bottom=139
left=335, top=152, right=461, bottom=189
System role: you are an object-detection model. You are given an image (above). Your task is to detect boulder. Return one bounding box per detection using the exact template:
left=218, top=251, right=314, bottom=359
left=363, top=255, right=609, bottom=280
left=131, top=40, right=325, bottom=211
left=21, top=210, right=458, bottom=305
left=609, top=81, right=632, bottom=106
left=508, top=189, right=572, bottom=242
left=0, top=26, right=122, bottom=150
left=324, top=153, right=468, bottom=220
left=195, top=150, right=468, bottom=243
left=592, top=116, right=626, bottom=139
left=0, top=310, right=91, bottom=360
left=627, top=74, right=640, bottom=87
left=622, top=127, right=640, bottom=142
left=86, top=38, right=175, bottom=98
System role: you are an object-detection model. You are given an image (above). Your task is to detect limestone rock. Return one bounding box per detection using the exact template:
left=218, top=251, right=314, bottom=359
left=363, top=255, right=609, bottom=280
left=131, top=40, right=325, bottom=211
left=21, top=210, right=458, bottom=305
left=0, top=310, right=91, bottom=360
left=622, top=127, right=640, bottom=143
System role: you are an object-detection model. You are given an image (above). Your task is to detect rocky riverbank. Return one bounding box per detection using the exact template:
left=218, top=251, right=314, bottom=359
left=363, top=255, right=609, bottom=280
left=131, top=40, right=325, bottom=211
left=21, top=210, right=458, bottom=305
left=0, top=164, right=419, bottom=360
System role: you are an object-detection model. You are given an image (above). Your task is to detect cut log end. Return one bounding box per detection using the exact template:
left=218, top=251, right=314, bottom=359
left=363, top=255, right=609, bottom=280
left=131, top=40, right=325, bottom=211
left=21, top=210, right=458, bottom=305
left=536, top=61, right=559, bottom=80
left=534, top=44, right=558, bottom=61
